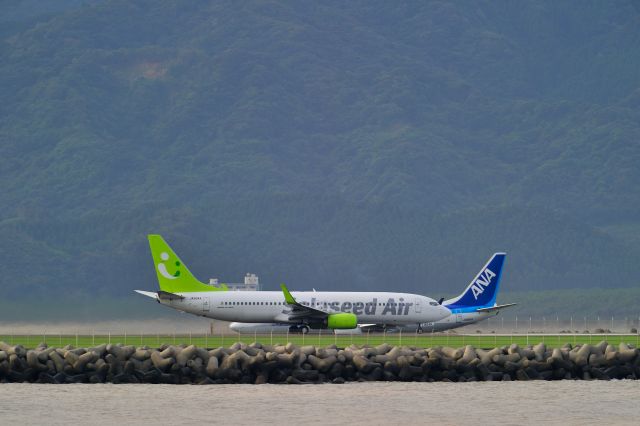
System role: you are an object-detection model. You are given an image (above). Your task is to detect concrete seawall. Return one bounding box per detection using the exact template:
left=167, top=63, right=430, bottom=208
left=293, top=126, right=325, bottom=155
left=1, top=340, right=638, bottom=384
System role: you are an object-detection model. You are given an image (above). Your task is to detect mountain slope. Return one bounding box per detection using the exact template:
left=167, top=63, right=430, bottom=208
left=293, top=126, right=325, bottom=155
left=0, top=0, right=639, bottom=300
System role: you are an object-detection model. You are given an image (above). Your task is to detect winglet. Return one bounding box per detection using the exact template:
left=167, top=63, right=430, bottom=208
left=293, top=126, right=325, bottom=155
left=280, top=283, right=297, bottom=305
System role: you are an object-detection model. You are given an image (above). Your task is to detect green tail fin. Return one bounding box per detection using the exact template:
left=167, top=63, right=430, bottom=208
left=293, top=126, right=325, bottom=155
left=148, top=234, right=227, bottom=293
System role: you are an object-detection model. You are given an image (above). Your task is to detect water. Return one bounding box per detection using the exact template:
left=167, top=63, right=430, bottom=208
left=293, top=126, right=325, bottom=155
left=1, top=381, right=639, bottom=425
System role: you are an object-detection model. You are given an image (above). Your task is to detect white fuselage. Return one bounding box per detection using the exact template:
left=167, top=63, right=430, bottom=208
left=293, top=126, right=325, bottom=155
left=230, top=308, right=499, bottom=334
left=161, top=290, right=450, bottom=326
left=411, top=310, right=499, bottom=332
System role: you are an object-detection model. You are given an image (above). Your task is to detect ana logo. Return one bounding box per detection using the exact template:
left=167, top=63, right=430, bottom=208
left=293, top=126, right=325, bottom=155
left=471, top=268, right=496, bottom=300
left=157, top=252, right=181, bottom=280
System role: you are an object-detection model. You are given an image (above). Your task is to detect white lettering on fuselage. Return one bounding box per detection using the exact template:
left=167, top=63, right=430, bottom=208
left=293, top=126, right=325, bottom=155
left=470, top=268, right=496, bottom=300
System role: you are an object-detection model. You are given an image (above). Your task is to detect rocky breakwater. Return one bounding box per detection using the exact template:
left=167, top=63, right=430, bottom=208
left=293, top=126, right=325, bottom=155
left=1, top=341, right=639, bottom=384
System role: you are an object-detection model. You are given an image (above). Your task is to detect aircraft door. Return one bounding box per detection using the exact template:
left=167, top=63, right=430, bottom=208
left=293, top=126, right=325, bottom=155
left=203, top=299, right=210, bottom=312
left=415, top=298, right=421, bottom=313
left=456, top=314, right=463, bottom=323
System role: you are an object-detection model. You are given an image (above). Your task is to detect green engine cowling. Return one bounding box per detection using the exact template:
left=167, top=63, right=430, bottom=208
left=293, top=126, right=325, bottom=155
left=326, top=312, right=358, bottom=329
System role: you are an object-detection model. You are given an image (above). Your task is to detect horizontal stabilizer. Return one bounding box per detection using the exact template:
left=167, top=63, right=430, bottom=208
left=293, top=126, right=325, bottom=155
left=157, top=290, right=185, bottom=301
left=476, top=303, right=517, bottom=313
left=134, top=289, right=185, bottom=301
left=134, top=290, right=158, bottom=299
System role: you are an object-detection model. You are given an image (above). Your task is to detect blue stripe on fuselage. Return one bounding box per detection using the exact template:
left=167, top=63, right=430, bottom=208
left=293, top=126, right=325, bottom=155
left=446, top=306, right=487, bottom=314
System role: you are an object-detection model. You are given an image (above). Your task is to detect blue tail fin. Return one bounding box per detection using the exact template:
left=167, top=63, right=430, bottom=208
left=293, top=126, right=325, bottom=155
left=444, top=253, right=506, bottom=312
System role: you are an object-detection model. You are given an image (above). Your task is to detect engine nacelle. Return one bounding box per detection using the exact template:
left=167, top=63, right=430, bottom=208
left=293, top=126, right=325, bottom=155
left=327, top=312, right=357, bottom=329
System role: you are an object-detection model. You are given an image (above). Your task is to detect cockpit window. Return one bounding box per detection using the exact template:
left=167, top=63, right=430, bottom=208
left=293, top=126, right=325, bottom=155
left=429, top=302, right=439, bottom=306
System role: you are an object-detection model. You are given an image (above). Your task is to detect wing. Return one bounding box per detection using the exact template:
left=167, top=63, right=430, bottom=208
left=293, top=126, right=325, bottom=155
left=280, top=283, right=331, bottom=321
left=475, top=303, right=517, bottom=313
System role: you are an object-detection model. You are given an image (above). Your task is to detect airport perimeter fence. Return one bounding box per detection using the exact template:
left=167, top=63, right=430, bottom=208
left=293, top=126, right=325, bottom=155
left=1, top=315, right=640, bottom=349
left=0, top=331, right=639, bottom=350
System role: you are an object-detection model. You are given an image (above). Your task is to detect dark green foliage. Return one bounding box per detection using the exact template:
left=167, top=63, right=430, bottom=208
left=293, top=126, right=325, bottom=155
left=0, top=0, right=639, bottom=307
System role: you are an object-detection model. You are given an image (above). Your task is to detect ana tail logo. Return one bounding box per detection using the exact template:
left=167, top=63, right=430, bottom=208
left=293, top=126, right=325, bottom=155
left=157, top=251, right=181, bottom=280
left=471, top=268, right=496, bottom=300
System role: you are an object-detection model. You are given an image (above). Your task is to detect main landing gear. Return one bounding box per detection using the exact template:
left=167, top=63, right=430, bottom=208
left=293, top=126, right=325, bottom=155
left=289, top=325, right=310, bottom=334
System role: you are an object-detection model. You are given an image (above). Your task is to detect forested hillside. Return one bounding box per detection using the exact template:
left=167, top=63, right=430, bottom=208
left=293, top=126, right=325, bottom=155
left=1, top=0, right=639, bottom=305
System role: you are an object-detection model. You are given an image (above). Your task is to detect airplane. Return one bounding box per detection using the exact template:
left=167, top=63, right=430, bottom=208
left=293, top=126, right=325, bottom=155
left=135, top=235, right=451, bottom=332
left=229, top=253, right=515, bottom=334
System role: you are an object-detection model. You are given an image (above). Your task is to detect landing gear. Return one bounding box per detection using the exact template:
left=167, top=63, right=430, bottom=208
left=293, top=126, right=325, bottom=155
left=417, top=324, right=424, bottom=334
left=289, top=325, right=311, bottom=334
